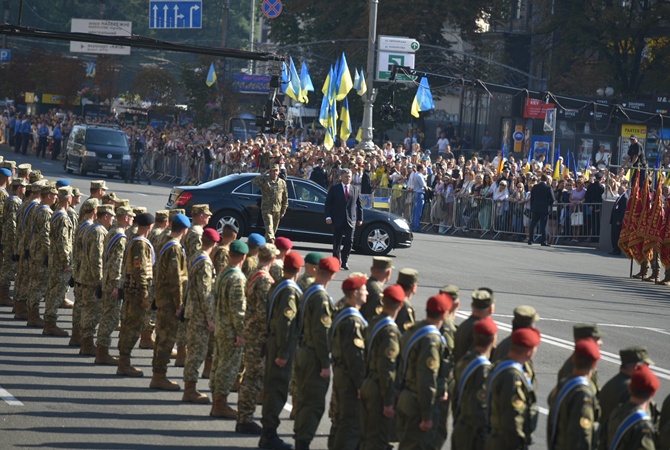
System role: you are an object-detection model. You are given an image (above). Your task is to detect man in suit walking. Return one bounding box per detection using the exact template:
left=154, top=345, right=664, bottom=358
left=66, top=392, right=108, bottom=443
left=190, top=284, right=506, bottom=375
left=325, top=168, right=363, bottom=270
left=609, top=181, right=628, bottom=255
left=528, top=174, right=555, bottom=246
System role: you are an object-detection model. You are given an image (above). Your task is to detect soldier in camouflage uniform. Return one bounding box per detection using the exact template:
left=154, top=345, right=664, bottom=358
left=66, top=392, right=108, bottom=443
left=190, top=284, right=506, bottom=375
left=212, top=223, right=238, bottom=273
left=26, top=183, right=58, bottom=328
left=236, top=243, right=277, bottom=435
left=182, top=204, right=211, bottom=257
left=395, top=268, right=418, bottom=333
left=69, top=199, right=98, bottom=346
left=116, top=213, right=155, bottom=377
left=139, top=209, right=168, bottom=350
left=294, top=256, right=340, bottom=450
left=125, top=206, right=147, bottom=241
left=78, top=180, right=106, bottom=223
left=182, top=228, right=219, bottom=404
left=360, top=284, right=404, bottom=450
left=270, top=237, right=292, bottom=281
left=79, top=205, right=114, bottom=355
left=209, top=240, right=248, bottom=419
left=0, top=167, right=12, bottom=273
left=0, top=178, right=26, bottom=307
left=329, top=275, right=369, bottom=450
left=360, top=257, right=393, bottom=322
left=242, top=233, right=265, bottom=277
left=253, top=164, right=288, bottom=243
left=150, top=213, right=190, bottom=390
left=68, top=187, right=81, bottom=229
left=42, top=187, right=73, bottom=336
left=258, top=251, right=304, bottom=450
left=95, top=205, right=134, bottom=365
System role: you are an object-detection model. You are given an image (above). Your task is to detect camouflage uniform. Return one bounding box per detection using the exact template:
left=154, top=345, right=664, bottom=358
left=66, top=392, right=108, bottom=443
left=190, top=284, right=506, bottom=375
left=96, top=225, right=127, bottom=347
left=0, top=186, right=8, bottom=274
left=209, top=264, right=247, bottom=396
left=0, top=192, right=23, bottom=295
left=44, top=207, right=73, bottom=323
left=241, top=254, right=258, bottom=278
left=67, top=205, right=79, bottom=230
left=27, top=201, right=53, bottom=313
left=182, top=223, right=203, bottom=257
left=269, top=259, right=283, bottom=282
left=296, top=272, right=314, bottom=292
left=211, top=244, right=230, bottom=273
left=80, top=221, right=107, bottom=339
left=117, top=236, right=155, bottom=355
left=183, top=251, right=215, bottom=382
left=144, top=222, right=165, bottom=335
left=13, top=196, right=40, bottom=309
left=152, top=237, right=188, bottom=373
left=238, top=267, right=274, bottom=424
left=72, top=218, right=94, bottom=335
left=252, top=174, right=288, bottom=242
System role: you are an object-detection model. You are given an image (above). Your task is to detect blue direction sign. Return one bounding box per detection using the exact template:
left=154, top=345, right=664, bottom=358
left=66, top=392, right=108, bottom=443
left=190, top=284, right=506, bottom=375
left=262, top=0, right=282, bottom=19
left=150, top=0, right=202, bottom=29
left=0, top=49, right=11, bottom=62
left=513, top=131, right=524, bottom=142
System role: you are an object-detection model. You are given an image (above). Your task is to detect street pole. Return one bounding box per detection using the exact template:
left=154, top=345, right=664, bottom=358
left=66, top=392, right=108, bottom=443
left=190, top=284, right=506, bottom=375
left=2, top=0, right=9, bottom=49
left=249, top=0, right=255, bottom=74
left=357, top=0, right=378, bottom=152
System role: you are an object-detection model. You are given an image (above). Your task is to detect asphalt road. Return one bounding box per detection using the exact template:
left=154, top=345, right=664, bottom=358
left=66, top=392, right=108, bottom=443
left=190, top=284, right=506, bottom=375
left=1, top=146, right=670, bottom=449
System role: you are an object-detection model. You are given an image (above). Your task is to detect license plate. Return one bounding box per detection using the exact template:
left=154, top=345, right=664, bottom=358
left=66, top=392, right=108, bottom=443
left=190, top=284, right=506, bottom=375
left=101, top=165, right=116, bottom=171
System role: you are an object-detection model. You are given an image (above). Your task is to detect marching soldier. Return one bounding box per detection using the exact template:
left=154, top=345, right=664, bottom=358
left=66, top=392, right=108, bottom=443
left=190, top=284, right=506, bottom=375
left=78, top=180, right=106, bottom=223
left=451, top=316, right=497, bottom=450
left=68, top=187, right=81, bottom=229
left=209, top=240, right=248, bottom=419
left=436, top=285, right=461, bottom=449
left=485, top=328, right=541, bottom=450
left=360, top=256, right=393, bottom=322
left=547, top=339, right=600, bottom=450
left=394, top=268, right=418, bottom=332
left=139, top=209, right=168, bottom=350
left=212, top=223, right=238, bottom=273
left=253, top=164, right=288, bottom=243
left=242, top=233, right=265, bottom=277
left=558, top=324, right=603, bottom=393
left=360, top=284, right=404, bottom=450
left=182, top=204, right=212, bottom=258
left=453, top=288, right=495, bottom=364
left=150, top=213, right=190, bottom=390
left=182, top=228, right=219, bottom=404
left=0, top=178, right=26, bottom=307
left=297, top=252, right=323, bottom=291
left=259, top=251, right=304, bottom=450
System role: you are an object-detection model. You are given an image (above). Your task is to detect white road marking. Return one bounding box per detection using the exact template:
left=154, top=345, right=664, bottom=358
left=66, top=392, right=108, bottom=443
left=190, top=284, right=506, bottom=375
left=136, top=193, right=149, bottom=197
left=283, top=402, right=293, bottom=412
left=494, top=313, right=670, bottom=336
left=0, top=386, right=23, bottom=406
left=42, top=162, right=53, bottom=166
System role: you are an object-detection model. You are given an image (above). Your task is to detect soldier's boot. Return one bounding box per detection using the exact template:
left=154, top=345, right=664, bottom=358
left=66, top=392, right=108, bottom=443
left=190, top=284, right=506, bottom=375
left=657, top=271, right=670, bottom=286
left=633, top=261, right=649, bottom=279
left=94, top=345, right=119, bottom=365
left=289, top=398, right=298, bottom=420
left=116, top=354, right=143, bottom=377
left=258, top=428, right=294, bottom=450
left=79, top=336, right=97, bottom=356
left=14, top=301, right=28, bottom=320
left=209, top=393, right=238, bottom=419
left=235, top=421, right=262, bottom=435
left=150, top=371, right=180, bottom=391
left=26, top=306, right=45, bottom=328
left=182, top=381, right=209, bottom=404
left=174, top=345, right=186, bottom=367
left=230, top=373, right=242, bottom=392
left=68, top=326, right=81, bottom=347
left=139, top=330, right=155, bottom=349
left=60, top=298, right=74, bottom=309
left=257, top=388, right=265, bottom=405
left=201, top=357, right=212, bottom=379
left=0, top=285, right=13, bottom=306
left=43, top=321, right=69, bottom=337
left=294, top=440, right=310, bottom=450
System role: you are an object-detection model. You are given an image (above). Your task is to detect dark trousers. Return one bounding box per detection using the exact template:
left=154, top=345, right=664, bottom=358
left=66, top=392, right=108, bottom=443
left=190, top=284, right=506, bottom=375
left=37, top=136, right=48, bottom=158
left=332, top=223, right=354, bottom=265
left=610, top=223, right=622, bottom=254
left=51, top=139, right=61, bottom=160
left=529, top=212, right=548, bottom=243
left=261, top=337, right=295, bottom=431
left=21, top=133, right=29, bottom=154
left=14, top=132, right=21, bottom=153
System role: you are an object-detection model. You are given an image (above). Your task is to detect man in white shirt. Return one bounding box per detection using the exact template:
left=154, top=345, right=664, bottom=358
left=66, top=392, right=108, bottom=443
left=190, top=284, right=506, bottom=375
left=433, top=132, right=450, bottom=157
left=411, top=164, right=427, bottom=232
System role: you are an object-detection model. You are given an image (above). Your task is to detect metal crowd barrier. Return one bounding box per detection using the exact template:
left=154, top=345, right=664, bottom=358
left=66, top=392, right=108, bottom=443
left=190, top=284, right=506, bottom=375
left=451, top=197, right=495, bottom=237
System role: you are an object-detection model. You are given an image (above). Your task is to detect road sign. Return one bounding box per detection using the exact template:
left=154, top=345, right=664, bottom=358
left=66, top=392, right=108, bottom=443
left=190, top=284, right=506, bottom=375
left=0, top=49, right=10, bottom=62
left=376, top=51, right=416, bottom=82
left=513, top=131, right=524, bottom=142
left=543, top=108, right=556, bottom=132
left=70, top=19, right=132, bottom=55
left=150, top=0, right=202, bottom=29
left=378, top=35, right=420, bottom=53
left=262, top=0, right=282, bottom=19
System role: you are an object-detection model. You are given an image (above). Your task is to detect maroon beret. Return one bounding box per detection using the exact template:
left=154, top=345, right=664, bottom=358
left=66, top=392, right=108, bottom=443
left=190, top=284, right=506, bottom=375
left=512, top=328, right=541, bottom=348
left=342, top=276, right=367, bottom=291
left=318, top=256, right=341, bottom=273
left=284, top=252, right=304, bottom=271
left=383, top=284, right=405, bottom=304
left=274, top=236, right=293, bottom=251
left=574, top=338, right=600, bottom=361
left=630, top=365, right=660, bottom=395
left=202, top=227, right=220, bottom=243
left=473, top=316, right=498, bottom=336
left=426, top=293, right=453, bottom=314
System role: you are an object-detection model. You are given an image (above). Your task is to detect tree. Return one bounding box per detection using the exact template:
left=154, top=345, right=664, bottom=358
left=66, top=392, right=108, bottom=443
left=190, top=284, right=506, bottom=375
left=131, top=67, right=179, bottom=105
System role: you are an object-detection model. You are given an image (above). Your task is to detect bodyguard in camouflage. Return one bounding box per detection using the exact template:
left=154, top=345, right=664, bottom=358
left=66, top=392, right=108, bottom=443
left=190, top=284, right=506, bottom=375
left=0, top=178, right=26, bottom=307
left=209, top=239, right=248, bottom=419
left=42, top=187, right=73, bottom=336
left=150, top=213, right=190, bottom=390
left=95, top=205, right=134, bottom=365
left=294, top=256, right=340, bottom=450
left=79, top=204, right=114, bottom=355
left=253, top=164, right=288, bottom=243
left=236, top=243, right=277, bottom=435
left=360, top=257, right=393, bottom=322
left=182, top=227, right=219, bottom=404
left=182, top=204, right=211, bottom=257
left=329, top=275, right=369, bottom=450
left=396, top=294, right=451, bottom=449
left=259, top=251, right=304, bottom=450
left=360, top=284, right=404, bottom=450
left=451, top=316, right=497, bottom=450
left=394, top=268, right=418, bottom=332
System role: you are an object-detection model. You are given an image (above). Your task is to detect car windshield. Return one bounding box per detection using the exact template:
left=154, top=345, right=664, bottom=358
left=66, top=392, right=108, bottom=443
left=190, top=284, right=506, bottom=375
left=86, top=129, right=127, bottom=147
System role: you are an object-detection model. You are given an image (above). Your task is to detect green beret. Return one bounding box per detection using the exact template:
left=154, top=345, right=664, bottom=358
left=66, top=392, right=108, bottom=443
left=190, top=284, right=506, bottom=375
left=305, top=252, right=325, bottom=265
left=230, top=239, right=249, bottom=255
left=472, top=287, right=494, bottom=308
left=620, top=346, right=654, bottom=366
left=573, top=323, right=602, bottom=341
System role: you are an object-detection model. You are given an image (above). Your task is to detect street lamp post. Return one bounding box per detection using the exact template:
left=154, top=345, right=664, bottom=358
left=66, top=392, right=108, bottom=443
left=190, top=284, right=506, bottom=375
left=358, top=0, right=378, bottom=152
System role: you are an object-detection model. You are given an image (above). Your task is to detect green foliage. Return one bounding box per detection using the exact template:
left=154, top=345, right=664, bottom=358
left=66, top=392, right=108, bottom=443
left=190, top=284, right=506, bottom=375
left=131, top=67, right=179, bottom=105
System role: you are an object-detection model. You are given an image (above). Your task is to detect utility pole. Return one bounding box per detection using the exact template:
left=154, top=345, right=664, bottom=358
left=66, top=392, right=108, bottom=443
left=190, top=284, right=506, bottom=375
left=249, top=0, right=255, bottom=74
left=220, top=0, right=230, bottom=81
left=357, top=0, right=378, bottom=152
left=2, top=0, right=9, bottom=48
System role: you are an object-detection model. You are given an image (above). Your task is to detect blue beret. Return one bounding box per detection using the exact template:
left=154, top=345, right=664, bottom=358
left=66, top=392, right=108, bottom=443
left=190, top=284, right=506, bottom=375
left=247, top=233, right=266, bottom=246
left=0, top=168, right=11, bottom=177
left=173, top=213, right=191, bottom=228
left=56, top=179, right=71, bottom=187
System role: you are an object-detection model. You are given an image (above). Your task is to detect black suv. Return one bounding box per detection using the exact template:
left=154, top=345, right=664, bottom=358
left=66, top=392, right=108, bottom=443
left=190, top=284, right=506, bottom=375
left=64, top=124, right=131, bottom=178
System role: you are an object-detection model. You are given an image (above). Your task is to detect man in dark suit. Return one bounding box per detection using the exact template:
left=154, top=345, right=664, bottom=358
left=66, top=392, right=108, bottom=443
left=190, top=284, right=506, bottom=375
left=609, top=182, right=628, bottom=255
left=528, top=174, right=555, bottom=246
left=324, top=168, right=363, bottom=270
left=585, top=172, right=605, bottom=241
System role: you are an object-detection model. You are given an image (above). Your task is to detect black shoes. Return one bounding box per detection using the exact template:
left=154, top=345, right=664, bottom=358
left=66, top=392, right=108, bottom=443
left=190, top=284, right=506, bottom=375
left=541, top=242, right=551, bottom=247
left=341, top=264, right=349, bottom=270
left=258, top=429, right=294, bottom=449
left=236, top=421, right=262, bottom=435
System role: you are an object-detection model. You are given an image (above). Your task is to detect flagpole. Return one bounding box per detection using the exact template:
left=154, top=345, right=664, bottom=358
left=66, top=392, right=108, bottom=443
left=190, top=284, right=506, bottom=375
left=358, top=0, right=378, bottom=152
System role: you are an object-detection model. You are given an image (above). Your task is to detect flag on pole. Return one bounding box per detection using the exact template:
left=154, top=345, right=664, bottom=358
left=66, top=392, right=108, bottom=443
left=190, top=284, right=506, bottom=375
left=630, top=175, right=652, bottom=264
left=553, top=146, right=561, bottom=181
left=339, top=98, right=352, bottom=141
left=299, top=61, right=314, bottom=103
left=335, top=53, right=353, bottom=101
left=206, top=62, right=217, bottom=87
left=322, top=65, right=333, bottom=96
left=85, top=61, right=96, bottom=78
left=563, top=151, right=571, bottom=179
left=354, top=68, right=367, bottom=96
left=281, top=61, right=289, bottom=94
left=356, top=124, right=363, bottom=142
left=410, top=77, right=435, bottom=118
left=285, top=57, right=302, bottom=102
left=618, top=173, right=640, bottom=259
left=641, top=179, right=665, bottom=256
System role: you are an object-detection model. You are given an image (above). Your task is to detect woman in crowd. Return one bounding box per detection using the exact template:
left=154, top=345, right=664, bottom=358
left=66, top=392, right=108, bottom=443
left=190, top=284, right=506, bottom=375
left=547, top=179, right=565, bottom=244
left=510, top=180, right=526, bottom=238
left=492, top=179, right=510, bottom=233
left=476, top=172, right=494, bottom=230
left=569, top=177, right=587, bottom=242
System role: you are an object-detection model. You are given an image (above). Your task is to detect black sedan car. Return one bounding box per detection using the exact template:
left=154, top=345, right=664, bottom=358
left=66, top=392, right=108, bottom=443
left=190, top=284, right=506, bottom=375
left=166, top=173, right=412, bottom=256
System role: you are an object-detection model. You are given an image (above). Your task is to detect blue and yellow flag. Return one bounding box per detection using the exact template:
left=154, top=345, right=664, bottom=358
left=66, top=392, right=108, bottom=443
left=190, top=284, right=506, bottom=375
left=354, top=68, right=367, bottom=96
left=553, top=146, right=561, bottom=181
left=299, top=61, right=314, bottom=103
left=206, top=62, right=217, bottom=87
left=335, top=53, right=353, bottom=101
left=339, top=98, right=352, bottom=140
left=410, top=77, right=435, bottom=118
left=285, top=57, right=302, bottom=102
left=85, top=61, right=96, bottom=78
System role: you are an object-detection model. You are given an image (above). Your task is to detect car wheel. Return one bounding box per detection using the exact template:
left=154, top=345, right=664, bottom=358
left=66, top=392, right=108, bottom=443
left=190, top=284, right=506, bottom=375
left=213, top=211, right=245, bottom=236
left=79, top=161, right=87, bottom=176
left=64, top=157, right=73, bottom=174
left=361, top=223, right=395, bottom=255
